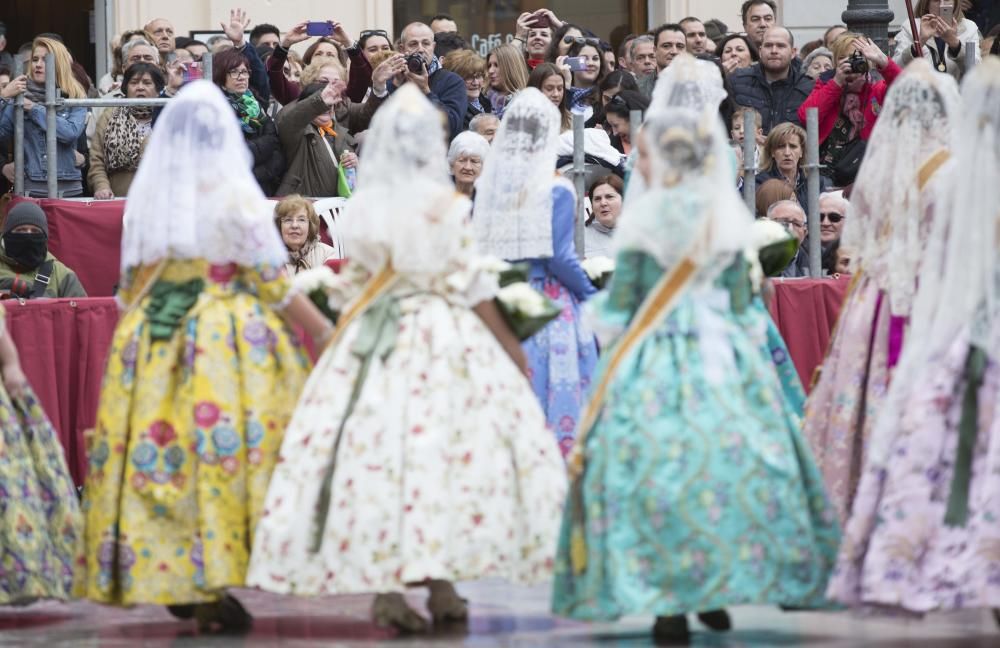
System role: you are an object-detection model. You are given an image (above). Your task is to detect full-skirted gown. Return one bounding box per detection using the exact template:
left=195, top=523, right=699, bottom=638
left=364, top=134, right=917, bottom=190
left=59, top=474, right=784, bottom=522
left=520, top=180, right=598, bottom=456
left=0, top=305, right=82, bottom=604
left=81, top=260, right=311, bottom=605
left=552, top=189, right=840, bottom=621
left=246, top=195, right=567, bottom=595
left=827, top=328, right=1000, bottom=613
left=801, top=152, right=952, bottom=525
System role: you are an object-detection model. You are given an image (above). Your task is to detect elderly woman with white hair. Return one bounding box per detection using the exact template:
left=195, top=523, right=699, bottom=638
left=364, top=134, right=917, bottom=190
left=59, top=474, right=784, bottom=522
left=447, top=130, right=490, bottom=196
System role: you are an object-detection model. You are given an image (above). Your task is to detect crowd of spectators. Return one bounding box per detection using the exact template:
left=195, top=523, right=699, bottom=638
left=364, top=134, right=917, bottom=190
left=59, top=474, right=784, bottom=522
left=0, top=1, right=997, bottom=284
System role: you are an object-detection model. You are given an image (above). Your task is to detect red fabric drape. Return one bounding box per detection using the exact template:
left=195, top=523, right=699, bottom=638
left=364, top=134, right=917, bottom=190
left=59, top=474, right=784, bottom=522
left=769, top=277, right=851, bottom=391
left=6, top=298, right=118, bottom=484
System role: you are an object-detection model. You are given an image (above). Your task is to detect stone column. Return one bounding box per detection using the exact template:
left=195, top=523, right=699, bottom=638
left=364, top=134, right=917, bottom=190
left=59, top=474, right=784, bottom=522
left=843, top=0, right=896, bottom=53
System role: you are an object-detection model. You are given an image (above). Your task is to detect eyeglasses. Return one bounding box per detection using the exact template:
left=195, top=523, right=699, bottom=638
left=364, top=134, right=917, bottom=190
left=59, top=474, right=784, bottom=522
left=820, top=212, right=844, bottom=223
left=772, top=218, right=806, bottom=230
left=227, top=69, right=250, bottom=79
left=360, top=29, right=389, bottom=40
left=280, top=216, right=310, bottom=225
left=563, top=36, right=601, bottom=47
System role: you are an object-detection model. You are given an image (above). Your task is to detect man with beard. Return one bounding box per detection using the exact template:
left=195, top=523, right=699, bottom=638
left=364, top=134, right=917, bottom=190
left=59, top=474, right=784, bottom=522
left=730, top=27, right=814, bottom=133
left=0, top=203, right=86, bottom=298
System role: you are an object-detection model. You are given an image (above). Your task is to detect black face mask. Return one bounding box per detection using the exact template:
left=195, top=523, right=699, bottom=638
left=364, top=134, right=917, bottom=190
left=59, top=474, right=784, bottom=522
left=3, top=232, right=49, bottom=270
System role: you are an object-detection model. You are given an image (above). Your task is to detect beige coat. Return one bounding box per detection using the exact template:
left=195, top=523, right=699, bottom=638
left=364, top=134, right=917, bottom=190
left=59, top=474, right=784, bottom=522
left=87, top=108, right=150, bottom=198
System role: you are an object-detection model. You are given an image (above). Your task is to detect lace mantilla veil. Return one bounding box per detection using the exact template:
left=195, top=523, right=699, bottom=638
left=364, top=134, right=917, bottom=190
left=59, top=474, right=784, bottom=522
left=339, top=84, right=465, bottom=276
left=473, top=87, right=562, bottom=260
left=120, top=80, right=288, bottom=272
left=840, top=58, right=961, bottom=318
left=613, top=53, right=750, bottom=271
left=869, top=59, right=1000, bottom=467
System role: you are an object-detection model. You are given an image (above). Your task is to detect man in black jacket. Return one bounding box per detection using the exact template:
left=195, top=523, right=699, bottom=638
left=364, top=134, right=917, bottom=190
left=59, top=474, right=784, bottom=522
left=391, top=22, right=467, bottom=140
left=730, top=27, right=814, bottom=134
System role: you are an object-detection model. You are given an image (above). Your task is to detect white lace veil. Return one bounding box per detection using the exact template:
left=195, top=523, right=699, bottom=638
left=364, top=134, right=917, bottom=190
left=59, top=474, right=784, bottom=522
left=340, top=84, right=464, bottom=276
left=839, top=58, right=960, bottom=317
left=120, top=80, right=288, bottom=271
left=473, top=87, right=562, bottom=260
left=612, top=105, right=752, bottom=271
left=625, top=53, right=729, bottom=205
left=868, top=59, right=999, bottom=467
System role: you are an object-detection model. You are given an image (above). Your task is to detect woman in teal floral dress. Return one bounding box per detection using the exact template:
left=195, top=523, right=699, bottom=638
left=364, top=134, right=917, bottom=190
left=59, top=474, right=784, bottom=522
left=551, top=104, right=840, bottom=642
left=0, top=303, right=82, bottom=604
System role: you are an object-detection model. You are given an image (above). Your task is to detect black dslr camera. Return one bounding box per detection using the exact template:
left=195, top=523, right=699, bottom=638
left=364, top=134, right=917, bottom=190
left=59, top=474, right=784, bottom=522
left=848, top=50, right=869, bottom=74
left=405, top=53, right=425, bottom=73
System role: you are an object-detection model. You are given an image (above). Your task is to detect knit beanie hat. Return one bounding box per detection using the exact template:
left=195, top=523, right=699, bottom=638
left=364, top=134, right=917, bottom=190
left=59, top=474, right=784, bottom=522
left=4, top=202, right=49, bottom=237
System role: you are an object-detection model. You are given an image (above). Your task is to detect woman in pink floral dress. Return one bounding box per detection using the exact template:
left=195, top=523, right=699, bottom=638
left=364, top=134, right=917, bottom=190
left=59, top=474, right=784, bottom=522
left=827, top=59, right=1000, bottom=619
left=246, top=85, right=567, bottom=632
left=801, top=59, right=960, bottom=525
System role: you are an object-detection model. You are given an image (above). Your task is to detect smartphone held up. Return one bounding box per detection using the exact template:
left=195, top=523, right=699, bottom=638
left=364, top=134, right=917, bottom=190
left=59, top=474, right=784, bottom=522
left=306, top=21, right=335, bottom=37
left=937, top=1, right=955, bottom=22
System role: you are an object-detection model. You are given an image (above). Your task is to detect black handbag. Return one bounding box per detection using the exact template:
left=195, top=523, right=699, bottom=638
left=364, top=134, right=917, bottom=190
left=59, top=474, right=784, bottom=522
left=831, top=137, right=867, bottom=187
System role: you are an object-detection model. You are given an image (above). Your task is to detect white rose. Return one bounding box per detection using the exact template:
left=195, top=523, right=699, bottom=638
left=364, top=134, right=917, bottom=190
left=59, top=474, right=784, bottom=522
left=580, top=256, right=615, bottom=281
left=291, top=266, right=338, bottom=294
left=498, top=282, right=549, bottom=317
left=751, top=219, right=794, bottom=251
left=475, top=255, right=513, bottom=275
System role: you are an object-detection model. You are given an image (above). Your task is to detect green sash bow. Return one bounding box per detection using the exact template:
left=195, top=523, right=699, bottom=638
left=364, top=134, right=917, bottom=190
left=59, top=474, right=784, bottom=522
left=144, top=278, right=205, bottom=341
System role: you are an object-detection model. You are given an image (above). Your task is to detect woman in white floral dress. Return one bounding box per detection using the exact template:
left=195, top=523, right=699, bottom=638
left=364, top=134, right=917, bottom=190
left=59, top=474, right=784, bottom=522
left=246, top=85, right=568, bottom=632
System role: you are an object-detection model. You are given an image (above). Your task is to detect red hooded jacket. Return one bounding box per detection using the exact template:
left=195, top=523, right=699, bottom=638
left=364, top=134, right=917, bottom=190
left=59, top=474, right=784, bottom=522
left=797, top=59, right=902, bottom=143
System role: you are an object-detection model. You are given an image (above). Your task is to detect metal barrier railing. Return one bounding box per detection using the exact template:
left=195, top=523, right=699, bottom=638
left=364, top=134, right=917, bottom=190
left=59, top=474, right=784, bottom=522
left=11, top=51, right=212, bottom=198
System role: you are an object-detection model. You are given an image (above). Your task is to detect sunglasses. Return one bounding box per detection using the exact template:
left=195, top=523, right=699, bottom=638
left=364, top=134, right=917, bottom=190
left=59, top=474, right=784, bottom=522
left=563, top=36, right=601, bottom=47
left=820, top=212, right=844, bottom=223
left=608, top=94, right=627, bottom=107
left=360, top=29, right=389, bottom=39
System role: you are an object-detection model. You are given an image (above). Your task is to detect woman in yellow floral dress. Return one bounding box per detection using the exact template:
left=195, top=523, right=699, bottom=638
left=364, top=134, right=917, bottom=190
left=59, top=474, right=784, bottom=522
left=79, top=81, right=332, bottom=632
left=0, top=303, right=83, bottom=604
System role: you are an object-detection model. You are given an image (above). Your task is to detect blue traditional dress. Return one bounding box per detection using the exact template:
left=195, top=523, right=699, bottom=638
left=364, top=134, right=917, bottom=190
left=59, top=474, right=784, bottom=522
left=519, top=181, right=598, bottom=456
left=551, top=187, right=839, bottom=621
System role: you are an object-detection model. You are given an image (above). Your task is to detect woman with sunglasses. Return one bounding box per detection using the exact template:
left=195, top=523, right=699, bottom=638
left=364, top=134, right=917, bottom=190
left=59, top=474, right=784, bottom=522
left=545, top=23, right=589, bottom=61
left=603, top=90, right=648, bottom=155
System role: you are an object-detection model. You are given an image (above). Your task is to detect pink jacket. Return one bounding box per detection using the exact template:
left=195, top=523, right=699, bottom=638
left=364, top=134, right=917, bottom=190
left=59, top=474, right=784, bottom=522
left=797, top=59, right=902, bottom=143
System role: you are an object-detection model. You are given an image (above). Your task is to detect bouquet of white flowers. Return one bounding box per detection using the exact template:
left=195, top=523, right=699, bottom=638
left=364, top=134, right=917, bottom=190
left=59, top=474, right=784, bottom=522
left=496, top=281, right=561, bottom=341
left=752, top=219, right=799, bottom=277
left=580, top=256, right=615, bottom=290
left=291, top=266, right=340, bottom=323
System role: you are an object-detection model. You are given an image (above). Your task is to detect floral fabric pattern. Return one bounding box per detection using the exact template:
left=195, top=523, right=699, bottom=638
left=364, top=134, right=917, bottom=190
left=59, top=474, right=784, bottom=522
left=552, top=253, right=839, bottom=621
left=247, top=213, right=567, bottom=595
left=524, top=276, right=599, bottom=456
left=81, top=259, right=310, bottom=605
left=802, top=275, right=891, bottom=525
left=0, top=388, right=82, bottom=603
left=828, top=330, right=1000, bottom=612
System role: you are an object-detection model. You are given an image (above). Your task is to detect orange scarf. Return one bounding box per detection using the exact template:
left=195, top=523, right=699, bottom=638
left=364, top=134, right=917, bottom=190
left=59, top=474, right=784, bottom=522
left=317, top=123, right=338, bottom=138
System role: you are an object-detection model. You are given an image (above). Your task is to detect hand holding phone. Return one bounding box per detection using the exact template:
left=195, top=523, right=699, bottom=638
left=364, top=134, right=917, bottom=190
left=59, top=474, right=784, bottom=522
left=937, top=1, right=955, bottom=22
left=565, top=56, right=588, bottom=72
left=306, top=21, right=335, bottom=37
left=531, top=11, right=552, bottom=29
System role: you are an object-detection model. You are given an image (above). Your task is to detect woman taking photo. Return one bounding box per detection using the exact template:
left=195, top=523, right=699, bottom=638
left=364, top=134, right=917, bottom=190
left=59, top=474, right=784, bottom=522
left=273, top=194, right=336, bottom=274
left=486, top=43, right=529, bottom=119
left=562, top=39, right=606, bottom=121
left=799, top=33, right=901, bottom=187
left=528, top=62, right=571, bottom=131
left=442, top=48, right=493, bottom=130
left=89, top=63, right=163, bottom=199
left=893, top=0, right=981, bottom=81
left=212, top=47, right=285, bottom=196
left=0, top=37, right=87, bottom=197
